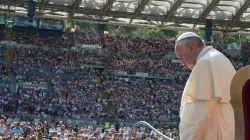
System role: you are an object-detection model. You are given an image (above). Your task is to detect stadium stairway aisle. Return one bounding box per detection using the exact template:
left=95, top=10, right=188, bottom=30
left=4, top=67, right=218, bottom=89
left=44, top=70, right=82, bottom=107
left=96, top=74, right=116, bottom=116
left=47, top=80, right=54, bottom=92
left=96, top=75, right=107, bottom=99
left=8, top=70, right=16, bottom=93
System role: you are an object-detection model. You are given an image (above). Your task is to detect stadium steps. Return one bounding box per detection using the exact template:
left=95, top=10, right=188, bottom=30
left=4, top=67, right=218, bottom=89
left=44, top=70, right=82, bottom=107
left=96, top=75, right=102, bottom=84
left=47, top=80, right=54, bottom=92
left=8, top=71, right=16, bottom=93
left=96, top=74, right=116, bottom=116
left=107, top=102, right=116, bottom=116
left=96, top=75, right=107, bottom=99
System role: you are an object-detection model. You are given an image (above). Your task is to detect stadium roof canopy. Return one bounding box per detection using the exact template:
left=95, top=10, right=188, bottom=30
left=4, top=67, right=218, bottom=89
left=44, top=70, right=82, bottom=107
left=1, top=0, right=250, bottom=32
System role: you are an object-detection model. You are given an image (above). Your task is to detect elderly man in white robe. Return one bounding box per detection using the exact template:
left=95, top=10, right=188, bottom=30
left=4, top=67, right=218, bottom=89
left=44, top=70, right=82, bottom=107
left=175, top=32, right=236, bottom=140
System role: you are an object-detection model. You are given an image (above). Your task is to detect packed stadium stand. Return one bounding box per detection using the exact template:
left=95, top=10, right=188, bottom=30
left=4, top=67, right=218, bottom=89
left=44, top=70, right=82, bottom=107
left=0, top=0, right=250, bottom=139
left=0, top=27, right=248, bottom=139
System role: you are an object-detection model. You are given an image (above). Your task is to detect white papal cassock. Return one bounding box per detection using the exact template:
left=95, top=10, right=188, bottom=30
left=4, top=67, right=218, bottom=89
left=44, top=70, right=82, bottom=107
left=179, top=46, right=236, bottom=140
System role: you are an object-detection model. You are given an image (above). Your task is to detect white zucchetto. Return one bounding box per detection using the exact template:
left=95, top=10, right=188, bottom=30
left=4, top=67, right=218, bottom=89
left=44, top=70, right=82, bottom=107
left=176, top=32, right=202, bottom=43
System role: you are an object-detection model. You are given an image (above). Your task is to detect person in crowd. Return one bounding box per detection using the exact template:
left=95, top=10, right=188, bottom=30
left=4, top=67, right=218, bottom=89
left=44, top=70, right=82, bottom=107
left=0, top=119, right=6, bottom=135
left=73, top=123, right=80, bottom=134
left=49, top=124, right=57, bottom=137
left=11, top=123, right=24, bottom=135
left=2, top=122, right=12, bottom=136
left=41, top=121, right=50, bottom=138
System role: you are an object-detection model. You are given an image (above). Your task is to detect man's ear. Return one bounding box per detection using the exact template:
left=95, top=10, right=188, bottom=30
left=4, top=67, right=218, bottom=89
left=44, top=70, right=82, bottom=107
left=188, top=44, right=194, bottom=51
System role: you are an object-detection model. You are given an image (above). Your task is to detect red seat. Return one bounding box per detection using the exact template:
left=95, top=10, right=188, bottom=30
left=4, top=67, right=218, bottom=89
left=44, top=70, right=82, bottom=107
left=243, top=80, right=250, bottom=140
left=230, top=66, right=250, bottom=140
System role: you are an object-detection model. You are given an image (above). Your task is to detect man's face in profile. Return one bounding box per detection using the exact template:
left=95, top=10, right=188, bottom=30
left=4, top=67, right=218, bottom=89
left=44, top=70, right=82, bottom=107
left=175, top=44, right=197, bottom=69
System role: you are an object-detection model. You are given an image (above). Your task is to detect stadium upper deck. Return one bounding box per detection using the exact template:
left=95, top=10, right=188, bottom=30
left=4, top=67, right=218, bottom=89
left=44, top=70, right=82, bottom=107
left=0, top=0, right=250, bottom=32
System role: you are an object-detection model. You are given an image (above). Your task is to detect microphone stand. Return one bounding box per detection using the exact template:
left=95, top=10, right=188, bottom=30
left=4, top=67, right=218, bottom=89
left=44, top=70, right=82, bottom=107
left=128, top=121, right=173, bottom=140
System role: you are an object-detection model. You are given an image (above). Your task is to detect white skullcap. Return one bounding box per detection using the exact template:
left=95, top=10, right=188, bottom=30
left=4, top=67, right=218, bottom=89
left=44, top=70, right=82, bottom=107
left=176, top=32, right=201, bottom=43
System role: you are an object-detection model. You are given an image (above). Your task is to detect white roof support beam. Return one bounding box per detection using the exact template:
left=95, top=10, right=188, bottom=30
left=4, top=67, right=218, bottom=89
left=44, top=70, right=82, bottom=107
left=68, top=0, right=82, bottom=23
left=161, top=0, right=185, bottom=27
left=39, top=0, right=50, bottom=12
left=134, top=0, right=150, bottom=15
left=165, top=0, right=185, bottom=18
left=198, top=0, right=220, bottom=22
left=129, top=0, right=150, bottom=25
left=232, top=0, right=250, bottom=22
left=102, top=0, right=115, bottom=16
left=72, top=0, right=82, bottom=9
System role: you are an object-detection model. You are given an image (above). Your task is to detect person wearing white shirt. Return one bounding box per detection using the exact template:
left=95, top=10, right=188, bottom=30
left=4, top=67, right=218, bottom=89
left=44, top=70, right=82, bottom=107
left=49, top=124, right=57, bottom=136
left=57, top=125, right=68, bottom=140
left=0, top=119, right=6, bottom=134
left=150, top=130, right=158, bottom=138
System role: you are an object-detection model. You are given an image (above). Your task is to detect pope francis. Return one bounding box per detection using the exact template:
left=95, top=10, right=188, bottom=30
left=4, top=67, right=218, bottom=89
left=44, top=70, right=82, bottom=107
left=175, top=32, right=236, bottom=140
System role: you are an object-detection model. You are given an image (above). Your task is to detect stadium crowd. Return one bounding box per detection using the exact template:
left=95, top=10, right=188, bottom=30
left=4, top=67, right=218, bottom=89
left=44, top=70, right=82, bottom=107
left=103, top=77, right=180, bottom=125
left=11, top=31, right=100, bottom=48
left=0, top=30, right=249, bottom=140
left=13, top=47, right=78, bottom=75
left=0, top=118, right=180, bottom=140
left=7, top=75, right=181, bottom=128
left=10, top=31, right=185, bottom=76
